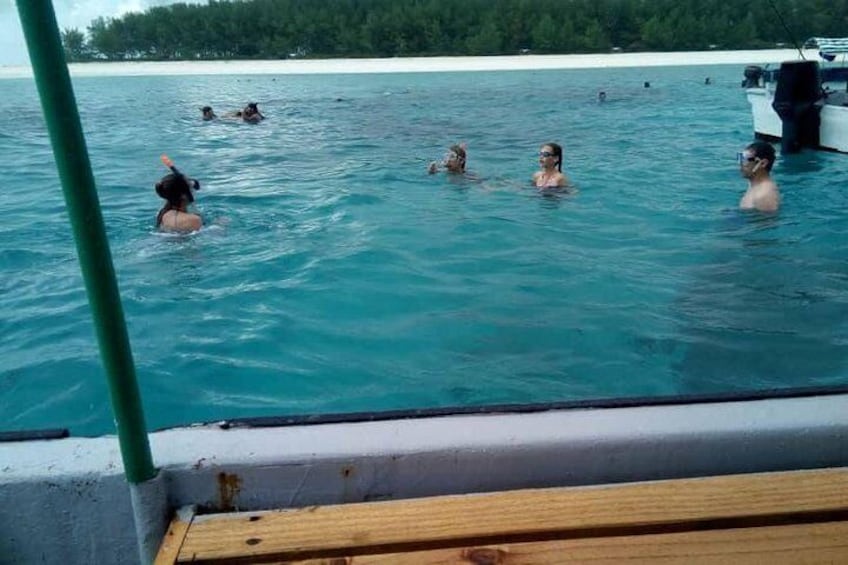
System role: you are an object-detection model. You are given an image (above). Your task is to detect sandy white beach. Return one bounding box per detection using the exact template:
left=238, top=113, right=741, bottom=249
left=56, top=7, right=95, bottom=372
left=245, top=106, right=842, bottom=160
left=0, top=48, right=818, bottom=79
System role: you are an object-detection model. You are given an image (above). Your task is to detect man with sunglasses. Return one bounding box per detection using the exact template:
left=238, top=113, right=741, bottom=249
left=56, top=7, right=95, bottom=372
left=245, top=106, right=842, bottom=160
left=738, top=141, right=780, bottom=213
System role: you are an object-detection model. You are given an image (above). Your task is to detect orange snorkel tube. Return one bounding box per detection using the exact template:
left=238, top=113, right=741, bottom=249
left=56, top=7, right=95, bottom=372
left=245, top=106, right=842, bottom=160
left=160, top=154, right=200, bottom=196
left=160, top=154, right=181, bottom=177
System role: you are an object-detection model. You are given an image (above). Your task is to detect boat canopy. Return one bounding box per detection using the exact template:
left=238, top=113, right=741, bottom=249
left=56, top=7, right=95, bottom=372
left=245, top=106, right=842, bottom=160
left=814, top=38, right=848, bottom=61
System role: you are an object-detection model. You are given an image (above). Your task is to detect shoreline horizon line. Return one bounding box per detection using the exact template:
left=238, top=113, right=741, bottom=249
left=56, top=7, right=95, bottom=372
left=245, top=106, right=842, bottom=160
left=0, top=48, right=817, bottom=79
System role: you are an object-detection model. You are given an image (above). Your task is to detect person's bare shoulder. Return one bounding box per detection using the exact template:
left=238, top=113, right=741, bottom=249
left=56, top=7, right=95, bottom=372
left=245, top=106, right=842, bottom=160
left=161, top=211, right=202, bottom=232
left=757, top=191, right=780, bottom=212
left=741, top=180, right=780, bottom=213
left=757, top=179, right=780, bottom=212
left=181, top=213, right=203, bottom=231
left=555, top=172, right=568, bottom=187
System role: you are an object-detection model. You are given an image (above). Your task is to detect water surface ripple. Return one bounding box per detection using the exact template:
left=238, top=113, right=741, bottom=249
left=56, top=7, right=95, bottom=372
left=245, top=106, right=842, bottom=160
left=2, top=66, right=848, bottom=435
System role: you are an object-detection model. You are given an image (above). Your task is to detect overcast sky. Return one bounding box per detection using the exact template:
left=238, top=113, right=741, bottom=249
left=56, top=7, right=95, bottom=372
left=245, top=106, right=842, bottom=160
left=0, top=1, right=200, bottom=65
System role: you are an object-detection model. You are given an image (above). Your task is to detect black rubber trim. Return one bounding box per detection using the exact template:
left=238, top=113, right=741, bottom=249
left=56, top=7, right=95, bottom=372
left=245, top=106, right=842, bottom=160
left=211, top=384, right=848, bottom=431
left=0, top=428, right=69, bottom=442
left=7, top=386, right=848, bottom=437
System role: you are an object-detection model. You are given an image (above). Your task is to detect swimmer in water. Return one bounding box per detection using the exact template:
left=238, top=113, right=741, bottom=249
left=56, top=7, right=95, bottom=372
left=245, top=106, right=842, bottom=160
left=241, top=102, right=264, bottom=123
left=738, top=141, right=780, bottom=213
left=201, top=106, right=216, bottom=120
left=532, top=142, right=569, bottom=189
left=225, top=102, right=264, bottom=122
left=428, top=143, right=467, bottom=174
left=155, top=157, right=202, bottom=232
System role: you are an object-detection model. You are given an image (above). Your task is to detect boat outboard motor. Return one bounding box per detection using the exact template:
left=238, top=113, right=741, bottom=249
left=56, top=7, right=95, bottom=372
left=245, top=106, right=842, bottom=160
left=771, top=60, right=822, bottom=154
left=743, top=65, right=763, bottom=88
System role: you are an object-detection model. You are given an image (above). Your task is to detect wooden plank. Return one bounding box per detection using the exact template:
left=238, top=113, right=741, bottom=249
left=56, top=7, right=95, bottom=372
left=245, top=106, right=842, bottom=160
left=155, top=511, right=194, bottom=565
left=176, top=468, right=848, bottom=563
left=284, top=520, right=848, bottom=564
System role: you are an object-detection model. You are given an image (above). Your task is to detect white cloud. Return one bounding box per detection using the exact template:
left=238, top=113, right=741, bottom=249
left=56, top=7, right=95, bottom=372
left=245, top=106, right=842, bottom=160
left=0, top=1, right=204, bottom=65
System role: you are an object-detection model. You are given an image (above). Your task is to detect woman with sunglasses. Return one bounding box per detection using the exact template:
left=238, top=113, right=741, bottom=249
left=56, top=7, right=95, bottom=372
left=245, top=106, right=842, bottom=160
left=533, top=143, right=568, bottom=189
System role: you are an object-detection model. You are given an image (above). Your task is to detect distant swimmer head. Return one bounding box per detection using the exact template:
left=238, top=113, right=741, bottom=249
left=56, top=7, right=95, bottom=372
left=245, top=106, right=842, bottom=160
left=598, top=90, right=607, bottom=102
left=155, top=173, right=199, bottom=206
left=444, top=144, right=467, bottom=173
left=201, top=106, right=215, bottom=120
left=244, top=102, right=259, bottom=115
left=539, top=142, right=562, bottom=172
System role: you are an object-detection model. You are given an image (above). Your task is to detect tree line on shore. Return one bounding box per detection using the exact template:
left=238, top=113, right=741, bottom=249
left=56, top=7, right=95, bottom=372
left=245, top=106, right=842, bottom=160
left=60, top=0, right=846, bottom=62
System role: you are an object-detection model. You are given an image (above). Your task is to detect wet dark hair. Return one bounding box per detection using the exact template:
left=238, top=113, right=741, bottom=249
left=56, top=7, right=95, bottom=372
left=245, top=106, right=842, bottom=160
left=544, top=142, right=563, bottom=172
left=155, top=173, right=196, bottom=226
left=201, top=106, right=213, bottom=113
left=746, top=141, right=776, bottom=172
left=449, top=144, right=467, bottom=171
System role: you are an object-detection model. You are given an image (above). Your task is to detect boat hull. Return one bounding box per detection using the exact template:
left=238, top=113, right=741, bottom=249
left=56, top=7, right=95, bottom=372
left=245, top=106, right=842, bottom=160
left=3, top=394, right=848, bottom=563
left=747, top=87, right=848, bottom=153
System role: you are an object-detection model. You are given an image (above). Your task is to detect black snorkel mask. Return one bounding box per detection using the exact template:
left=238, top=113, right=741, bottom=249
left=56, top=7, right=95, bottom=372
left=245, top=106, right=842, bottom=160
left=182, top=178, right=198, bottom=203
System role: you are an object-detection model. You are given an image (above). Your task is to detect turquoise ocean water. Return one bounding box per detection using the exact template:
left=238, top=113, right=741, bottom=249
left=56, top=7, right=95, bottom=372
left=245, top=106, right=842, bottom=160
left=2, top=64, right=848, bottom=436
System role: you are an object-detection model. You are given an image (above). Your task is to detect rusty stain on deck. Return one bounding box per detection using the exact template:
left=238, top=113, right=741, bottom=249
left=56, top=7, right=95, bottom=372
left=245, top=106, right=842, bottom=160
left=216, top=472, right=242, bottom=511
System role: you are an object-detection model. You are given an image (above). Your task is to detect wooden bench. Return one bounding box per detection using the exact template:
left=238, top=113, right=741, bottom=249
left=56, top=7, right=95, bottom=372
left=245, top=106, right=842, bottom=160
left=155, top=467, right=848, bottom=564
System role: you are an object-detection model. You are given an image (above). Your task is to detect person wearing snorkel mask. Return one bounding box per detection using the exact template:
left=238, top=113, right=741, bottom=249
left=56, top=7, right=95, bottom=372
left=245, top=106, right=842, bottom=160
left=155, top=173, right=202, bottom=232
left=428, top=143, right=467, bottom=174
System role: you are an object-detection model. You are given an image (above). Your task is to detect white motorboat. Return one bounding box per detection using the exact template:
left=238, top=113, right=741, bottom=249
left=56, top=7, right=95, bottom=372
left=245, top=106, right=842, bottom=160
left=745, top=38, right=848, bottom=153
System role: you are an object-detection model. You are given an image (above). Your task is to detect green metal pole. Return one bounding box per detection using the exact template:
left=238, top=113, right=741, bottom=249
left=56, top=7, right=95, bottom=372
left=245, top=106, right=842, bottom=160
left=16, top=0, right=155, bottom=484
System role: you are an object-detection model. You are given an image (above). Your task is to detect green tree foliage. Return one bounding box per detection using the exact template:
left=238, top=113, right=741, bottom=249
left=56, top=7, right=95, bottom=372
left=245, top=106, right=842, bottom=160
left=467, top=18, right=503, bottom=55
left=71, top=0, right=848, bottom=61
left=61, top=28, right=90, bottom=61
left=531, top=14, right=559, bottom=53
